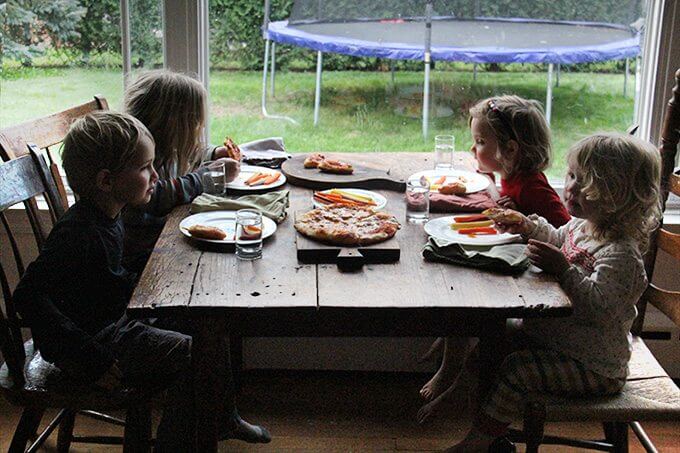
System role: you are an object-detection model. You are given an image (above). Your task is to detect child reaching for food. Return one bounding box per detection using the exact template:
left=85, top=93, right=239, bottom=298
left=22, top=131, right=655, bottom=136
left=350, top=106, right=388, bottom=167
left=444, top=132, right=660, bottom=452
left=418, top=95, right=570, bottom=422
left=122, top=69, right=240, bottom=273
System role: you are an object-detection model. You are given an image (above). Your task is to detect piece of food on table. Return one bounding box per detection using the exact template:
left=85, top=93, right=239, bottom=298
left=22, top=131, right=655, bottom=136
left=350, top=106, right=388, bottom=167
left=223, top=137, right=242, bottom=161
left=262, top=172, right=281, bottom=185
left=433, top=175, right=447, bottom=185
left=313, top=191, right=376, bottom=207
left=438, top=181, right=467, bottom=195
left=454, top=214, right=490, bottom=223
left=457, top=226, right=498, bottom=236
left=304, top=153, right=325, bottom=168
left=295, top=204, right=400, bottom=246
left=244, top=172, right=266, bottom=185
left=482, top=207, right=523, bottom=225
left=318, top=159, right=354, bottom=175
left=328, top=189, right=374, bottom=204
left=186, top=224, right=227, bottom=240
left=450, top=220, right=494, bottom=230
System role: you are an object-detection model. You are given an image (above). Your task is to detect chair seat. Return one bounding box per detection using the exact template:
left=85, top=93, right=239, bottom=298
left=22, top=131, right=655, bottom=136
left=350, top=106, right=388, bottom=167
left=541, top=337, right=680, bottom=422
left=0, top=340, right=151, bottom=410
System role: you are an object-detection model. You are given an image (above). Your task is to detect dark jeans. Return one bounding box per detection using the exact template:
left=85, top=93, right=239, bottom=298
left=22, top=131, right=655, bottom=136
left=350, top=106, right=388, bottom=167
left=97, top=315, right=235, bottom=452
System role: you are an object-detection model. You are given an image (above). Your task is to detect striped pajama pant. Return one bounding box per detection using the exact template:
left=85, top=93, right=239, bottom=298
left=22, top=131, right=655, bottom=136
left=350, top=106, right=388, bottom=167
left=482, top=345, right=625, bottom=425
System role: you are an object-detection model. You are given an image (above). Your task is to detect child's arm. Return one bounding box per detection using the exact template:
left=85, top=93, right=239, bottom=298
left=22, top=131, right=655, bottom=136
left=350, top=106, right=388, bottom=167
left=558, top=247, right=645, bottom=321
left=144, top=172, right=205, bottom=217
left=523, top=215, right=571, bottom=247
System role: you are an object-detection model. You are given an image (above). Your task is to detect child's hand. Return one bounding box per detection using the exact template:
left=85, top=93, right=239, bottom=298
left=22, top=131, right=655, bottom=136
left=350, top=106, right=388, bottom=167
left=496, top=195, right=517, bottom=210
left=212, top=158, right=240, bottom=182
left=494, top=211, right=534, bottom=236
left=525, top=239, right=570, bottom=275
left=94, top=361, right=123, bottom=391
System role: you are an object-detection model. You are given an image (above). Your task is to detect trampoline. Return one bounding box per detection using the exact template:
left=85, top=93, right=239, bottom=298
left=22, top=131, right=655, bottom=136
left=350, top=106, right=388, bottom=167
left=260, top=0, right=644, bottom=136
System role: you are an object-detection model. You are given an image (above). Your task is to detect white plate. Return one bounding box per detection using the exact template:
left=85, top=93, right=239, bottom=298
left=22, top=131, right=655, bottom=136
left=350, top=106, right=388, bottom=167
left=424, top=215, right=522, bottom=246
left=312, top=188, right=387, bottom=210
left=179, top=211, right=277, bottom=244
left=226, top=165, right=286, bottom=191
left=408, top=169, right=489, bottom=194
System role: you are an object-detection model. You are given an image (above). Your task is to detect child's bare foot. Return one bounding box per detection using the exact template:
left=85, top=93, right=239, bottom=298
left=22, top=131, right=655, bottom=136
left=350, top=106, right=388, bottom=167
left=420, top=364, right=460, bottom=401
left=417, top=376, right=460, bottom=423
left=418, top=337, right=443, bottom=363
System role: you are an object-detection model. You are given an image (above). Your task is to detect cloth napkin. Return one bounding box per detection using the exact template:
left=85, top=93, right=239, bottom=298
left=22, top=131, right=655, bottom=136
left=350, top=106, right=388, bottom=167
left=240, top=137, right=291, bottom=168
left=190, top=190, right=289, bottom=223
left=429, top=190, right=497, bottom=213
left=422, top=236, right=529, bottom=274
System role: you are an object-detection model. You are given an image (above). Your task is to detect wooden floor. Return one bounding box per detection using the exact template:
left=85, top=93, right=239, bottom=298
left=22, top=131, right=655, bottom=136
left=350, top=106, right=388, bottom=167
left=2, top=371, right=679, bottom=452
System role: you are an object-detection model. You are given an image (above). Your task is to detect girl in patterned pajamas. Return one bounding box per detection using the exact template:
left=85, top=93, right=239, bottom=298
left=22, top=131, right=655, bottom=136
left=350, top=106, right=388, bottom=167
left=444, top=133, right=662, bottom=452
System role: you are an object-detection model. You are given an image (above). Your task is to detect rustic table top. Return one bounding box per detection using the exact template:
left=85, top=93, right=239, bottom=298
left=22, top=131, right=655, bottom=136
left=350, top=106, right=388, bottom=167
left=127, top=152, right=571, bottom=334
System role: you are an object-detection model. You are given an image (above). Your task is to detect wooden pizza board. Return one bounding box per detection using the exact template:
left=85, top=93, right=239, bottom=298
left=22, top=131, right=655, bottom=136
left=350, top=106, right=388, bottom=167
left=282, top=154, right=406, bottom=192
left=294, top=211, right=400, bottom=271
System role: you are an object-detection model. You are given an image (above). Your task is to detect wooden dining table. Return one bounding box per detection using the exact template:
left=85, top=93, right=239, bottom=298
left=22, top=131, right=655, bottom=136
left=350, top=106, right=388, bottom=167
left=126, top=152, right=572, bottom=452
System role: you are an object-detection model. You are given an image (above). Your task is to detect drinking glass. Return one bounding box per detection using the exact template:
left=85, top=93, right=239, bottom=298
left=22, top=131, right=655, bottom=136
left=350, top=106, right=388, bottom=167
left=434, top=134, right=455, bottom=170
left=405, top=176, right=430, bottom=223
left=235, top=209, right=263, bottom=260
left=201, top=161, right=227, bottom=195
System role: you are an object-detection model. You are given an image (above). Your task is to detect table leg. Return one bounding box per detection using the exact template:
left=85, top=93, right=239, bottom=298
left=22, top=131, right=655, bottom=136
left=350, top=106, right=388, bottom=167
left=477, top=319, right=506, bottom=401
left=191, top=316, right=227, bottom=453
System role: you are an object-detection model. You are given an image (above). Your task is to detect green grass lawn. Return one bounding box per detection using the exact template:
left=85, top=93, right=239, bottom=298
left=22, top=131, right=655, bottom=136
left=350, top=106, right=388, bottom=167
left=1, top=67, right=635, bottom=178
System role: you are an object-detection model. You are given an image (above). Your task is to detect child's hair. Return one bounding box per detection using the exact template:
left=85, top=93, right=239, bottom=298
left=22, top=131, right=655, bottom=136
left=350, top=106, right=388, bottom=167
left=469, top=95, right=551, bottom=175
left=568, top=133, right=661, bottom=251
left=124, top=69, right=207, bottom=177
left=62, top=111, right=153, bottom=198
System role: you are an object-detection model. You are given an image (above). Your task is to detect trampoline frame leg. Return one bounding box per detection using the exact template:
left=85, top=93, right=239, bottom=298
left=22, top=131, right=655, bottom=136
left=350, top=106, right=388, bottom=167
left=546, top=63, right=554, bottom=126
left=423, top=59, right=430, bottom=139
left=314, top=51, right=323, bottom=126
left=390, top=60, right=396, bottom=88
left=270, top=41, right=276, bottom=98
left=261, top=38, right=298, bottom=124
left=473, top=63, right=478, bottom=81
left=633, top=55, right=641, bottom=123
left=556, top=63, right=560, bottom=87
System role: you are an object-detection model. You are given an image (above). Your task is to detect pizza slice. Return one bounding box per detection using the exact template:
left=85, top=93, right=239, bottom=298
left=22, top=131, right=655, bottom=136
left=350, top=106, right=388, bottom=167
left=438, top=181, right=467, bottom=195
left=318, top=159, right=354, bottom=175
left=482, top=207, right=523, bottom=225
left=223, top=137, right=242, bottom=161
left=303, top=153, right=325, bottom=168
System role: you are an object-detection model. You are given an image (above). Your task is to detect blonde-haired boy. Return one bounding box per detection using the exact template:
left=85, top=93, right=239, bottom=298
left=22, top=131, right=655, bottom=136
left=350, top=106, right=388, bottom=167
left=14, top=111, right=270, bottom=450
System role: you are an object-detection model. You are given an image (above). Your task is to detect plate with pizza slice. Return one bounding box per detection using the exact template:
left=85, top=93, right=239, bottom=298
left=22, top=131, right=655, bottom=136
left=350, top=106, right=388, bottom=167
left=408, top=169, right=490, bottom=194
left=227, top=165, right=286, bottom=191
left=424, top=213, right=522, bottom=246
left=180, top=211, right=277, bottom=244
left=312, top=188, right=387, bottom=210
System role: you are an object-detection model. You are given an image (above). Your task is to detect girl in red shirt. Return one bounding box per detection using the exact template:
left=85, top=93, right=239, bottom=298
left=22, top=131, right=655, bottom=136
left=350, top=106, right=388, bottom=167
left=418, top=95, right=570, bottom=424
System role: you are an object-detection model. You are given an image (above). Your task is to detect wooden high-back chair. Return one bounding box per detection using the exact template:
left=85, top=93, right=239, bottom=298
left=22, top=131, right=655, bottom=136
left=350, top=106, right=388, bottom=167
left=507, top=69, right=680, bottom=453
left=0, top=147, right=152, bottom=452
left=0, top=95, right=109, bottom=211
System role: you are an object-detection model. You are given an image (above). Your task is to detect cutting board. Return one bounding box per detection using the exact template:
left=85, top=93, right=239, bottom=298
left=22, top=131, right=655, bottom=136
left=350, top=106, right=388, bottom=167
left=282, top=154, right=406, bottom=192
left=294, top=211, right=400, bottom=271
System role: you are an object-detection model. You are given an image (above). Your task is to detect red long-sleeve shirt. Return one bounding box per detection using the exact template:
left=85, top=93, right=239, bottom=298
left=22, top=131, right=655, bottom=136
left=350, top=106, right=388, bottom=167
left=501, top=172, right=571, bottom=227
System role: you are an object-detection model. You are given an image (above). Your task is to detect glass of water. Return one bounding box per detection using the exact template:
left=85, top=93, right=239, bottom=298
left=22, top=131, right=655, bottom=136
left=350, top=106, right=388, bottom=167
left=434, top=134, right=455, bottom=170
left=405, top=176, right=430, bottom=223
left=235, top=209, right=263, bottom=260
left=201, top=161, right=227, bottom=195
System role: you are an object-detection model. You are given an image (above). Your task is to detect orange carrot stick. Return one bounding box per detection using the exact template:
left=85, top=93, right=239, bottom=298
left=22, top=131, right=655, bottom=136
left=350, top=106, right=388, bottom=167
left=262, top=173, right=281, bottom=185
left=457, top=227, right=498, bottom=235
left=454, top=214, right=489, bottom=223
left=244, top=172, right=265, bottom=185
left=434, top=175, right=446, bottom=185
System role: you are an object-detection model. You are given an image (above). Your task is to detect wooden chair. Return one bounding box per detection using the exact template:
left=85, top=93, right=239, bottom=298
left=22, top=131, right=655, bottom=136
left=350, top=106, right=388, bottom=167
left=0, top=95, right=109, bottom=212
left=0, top=146, right=153, bottom=452
left=507, top=69, right=680, bottom=452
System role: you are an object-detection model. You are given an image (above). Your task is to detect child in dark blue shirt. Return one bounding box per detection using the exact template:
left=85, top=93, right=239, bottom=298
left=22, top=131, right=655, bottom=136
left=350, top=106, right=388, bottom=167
left=14, top=111, right=269, bottom=450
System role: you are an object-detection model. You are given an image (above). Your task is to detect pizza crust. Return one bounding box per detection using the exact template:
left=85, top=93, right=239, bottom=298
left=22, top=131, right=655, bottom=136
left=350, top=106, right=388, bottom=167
left=482, top=207, right=523, bottom=224
left=295, top=204, right=400, bottom=246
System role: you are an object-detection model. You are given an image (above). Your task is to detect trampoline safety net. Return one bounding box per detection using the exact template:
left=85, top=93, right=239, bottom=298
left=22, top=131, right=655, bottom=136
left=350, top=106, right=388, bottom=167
left=289, top=0, right=645, bottom=26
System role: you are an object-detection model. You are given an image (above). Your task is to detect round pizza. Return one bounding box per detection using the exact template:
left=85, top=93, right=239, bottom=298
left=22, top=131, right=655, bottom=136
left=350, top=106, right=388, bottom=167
left=295, top=204, right=400, bottom=246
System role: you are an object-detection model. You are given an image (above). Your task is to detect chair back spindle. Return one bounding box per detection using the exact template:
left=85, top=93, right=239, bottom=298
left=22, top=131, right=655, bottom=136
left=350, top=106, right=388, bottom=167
left=0, top=148, right=65, bottom=388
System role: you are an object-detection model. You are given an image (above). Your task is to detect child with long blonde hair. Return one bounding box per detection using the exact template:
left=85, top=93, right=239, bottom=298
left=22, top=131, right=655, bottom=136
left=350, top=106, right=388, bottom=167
left=122, top=70, right=239, bottom=273
left=444, top=133, right=661, bottom=452
left=418, top=95, right=570, bottom=422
